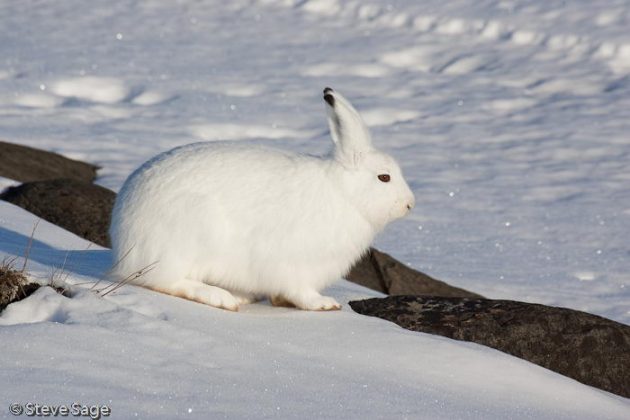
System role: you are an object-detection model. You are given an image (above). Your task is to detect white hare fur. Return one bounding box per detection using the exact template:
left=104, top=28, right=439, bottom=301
left=109, top=88, right=415, bottom=311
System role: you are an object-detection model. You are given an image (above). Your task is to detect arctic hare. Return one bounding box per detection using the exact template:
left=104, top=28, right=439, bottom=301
left=109, top=88, right=415, bottom=311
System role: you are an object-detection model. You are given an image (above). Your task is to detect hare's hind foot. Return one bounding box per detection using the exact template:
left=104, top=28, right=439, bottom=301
left=270, top=295, right=296, bottom=308
left=149, top=279, right=239, bottom=311
left=274, top=291, right=341, bottom=311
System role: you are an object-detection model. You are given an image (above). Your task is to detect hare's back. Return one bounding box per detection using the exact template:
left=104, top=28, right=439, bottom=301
left=156, top=141, right=301, bottom=178
left=119, top=141, right=323, bottom=224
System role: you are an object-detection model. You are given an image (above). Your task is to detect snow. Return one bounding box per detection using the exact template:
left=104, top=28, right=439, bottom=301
left=1, top=203, right=629, bottom=419
left=1, top=0, right=629, bottom=417
left=50, top=76, right=131, bottom=105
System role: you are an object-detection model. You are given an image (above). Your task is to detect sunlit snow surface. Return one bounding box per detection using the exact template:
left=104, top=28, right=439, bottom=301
left=1, top=1, right=629, bottom=417
left=1, top=201, right=629, bottom=419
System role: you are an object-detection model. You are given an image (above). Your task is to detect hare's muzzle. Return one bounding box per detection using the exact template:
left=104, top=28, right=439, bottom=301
left=406, top=195, right=415, bottom=212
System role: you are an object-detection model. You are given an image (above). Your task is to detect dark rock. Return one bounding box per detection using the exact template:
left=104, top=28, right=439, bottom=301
left=0, top=140, right=98, bottom=183
left=349, top=295, right=630, bottom=398
left=0, top=179, right=116, bottom=247
left=346, top=248, right=482, bottom=298
left=0, top=263, right=40, bottom=312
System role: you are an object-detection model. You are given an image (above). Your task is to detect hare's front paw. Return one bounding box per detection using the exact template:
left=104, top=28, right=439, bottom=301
left=306, top=295, right=342, bottom=311
left=202, top=287, right=240, bottom=311
left=290, top=292, right=341, bottom=311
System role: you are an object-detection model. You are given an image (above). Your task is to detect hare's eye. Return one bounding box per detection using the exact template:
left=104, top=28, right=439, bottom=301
left=378, top=174, right=391, bottom=183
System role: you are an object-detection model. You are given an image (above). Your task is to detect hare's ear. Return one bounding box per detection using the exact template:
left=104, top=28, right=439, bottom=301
left=323, top=88, right=373, bottom=166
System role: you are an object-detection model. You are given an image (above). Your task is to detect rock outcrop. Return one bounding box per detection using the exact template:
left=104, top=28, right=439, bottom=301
left=0, top=140, right=98, bottom=183
left=347, top=248, right=482, bottom=298
left=1, top=179, right=116, bottom=247
left=349, top=295, right=630, bottom=398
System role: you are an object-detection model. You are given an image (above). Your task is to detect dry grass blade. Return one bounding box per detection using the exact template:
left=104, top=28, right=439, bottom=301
left=48, top=250, right=72, bottom=297
left=91, top=244, right=135, bottom=291
left=2, top=256, right=18, bottom=268
left=3, top=257, right=28, bottom=302
left=21, top=219, right=40, bottom=272
left=98, top=261, right=158, bottom=297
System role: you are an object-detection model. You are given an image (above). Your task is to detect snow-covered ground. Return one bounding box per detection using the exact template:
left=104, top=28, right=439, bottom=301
left=1, top=201, right=629, bottom=419
left=1, top=0, right=629, bottom=418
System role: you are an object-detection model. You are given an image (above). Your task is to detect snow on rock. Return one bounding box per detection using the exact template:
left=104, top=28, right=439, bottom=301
left=0, top=177, right=20, bottom=193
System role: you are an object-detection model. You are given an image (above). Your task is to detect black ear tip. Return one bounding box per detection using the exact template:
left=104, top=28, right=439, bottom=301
left=323, top=87, right=335, bottom=106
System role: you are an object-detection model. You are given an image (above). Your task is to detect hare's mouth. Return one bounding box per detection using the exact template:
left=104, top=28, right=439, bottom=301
left=392, top=201, right=414, bottom=220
